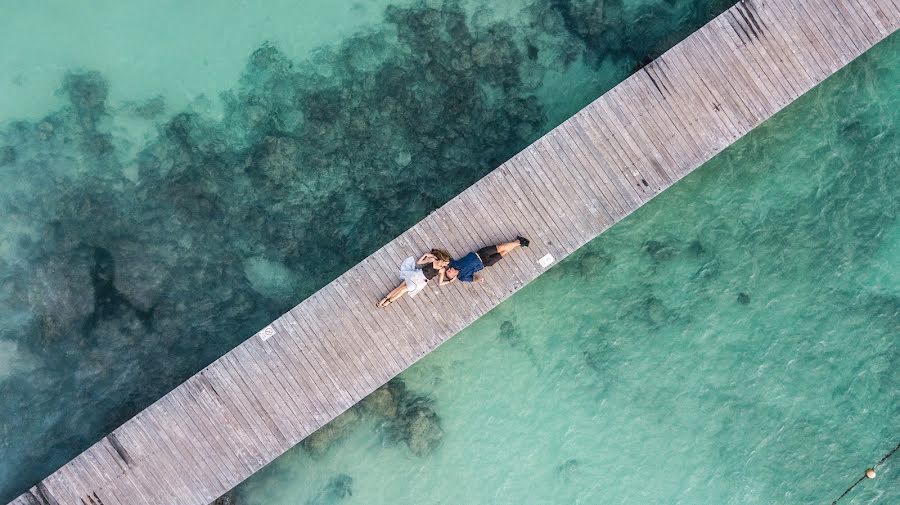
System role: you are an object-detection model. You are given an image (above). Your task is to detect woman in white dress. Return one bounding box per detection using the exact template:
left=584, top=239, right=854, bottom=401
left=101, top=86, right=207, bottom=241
left=376, top=249, right=452, bottom=308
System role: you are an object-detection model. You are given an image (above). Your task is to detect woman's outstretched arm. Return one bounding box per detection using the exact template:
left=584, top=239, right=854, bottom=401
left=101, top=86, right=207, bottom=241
left=416, top=253, right=436, bottom=265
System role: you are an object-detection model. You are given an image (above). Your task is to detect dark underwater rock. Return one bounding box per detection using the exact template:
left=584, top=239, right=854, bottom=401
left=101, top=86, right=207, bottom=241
left=0, top=145, right=15, bottom=166
left=36, top=121, right=54, bottom=141
left=557, top=458, right=582, bottom=483
left=360, top=384, right=399, bottom=419
left=131, top=96, right=166, bottom=119
left=644, top=240, right=679, bottom=262
left=58, top=70, right=115, bottom=159
left=61, top=71, right=108, bottom=120
left=572, top=248, right=613, bottom=279
left=498, top=320, right=520, bottom=345
left=305, top=474, right=352, bottom=505
left=359, top=378, right=443, bottom=456
left=29, top=250, right=96, bottom=342
left=212, top=491, right=238, bottom=505
left=392, top=396, right=444, bottom=457
left=110, top=241, right=172, bottom=312
left=687, top=239, right=706, bottom=256
left=252, top=135, right=303, bottom=183
left=302, top=408, right=361, bottom=455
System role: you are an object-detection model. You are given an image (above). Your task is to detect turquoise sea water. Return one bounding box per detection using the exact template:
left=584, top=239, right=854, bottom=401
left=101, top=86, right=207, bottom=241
left=0, top=0, right=736, bottom=500
left=233, top=34, right=900, bottom=505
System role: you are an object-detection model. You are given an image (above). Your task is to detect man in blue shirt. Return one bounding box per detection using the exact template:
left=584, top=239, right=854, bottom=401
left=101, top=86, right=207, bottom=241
left=445, top=236, right=529, bottom=283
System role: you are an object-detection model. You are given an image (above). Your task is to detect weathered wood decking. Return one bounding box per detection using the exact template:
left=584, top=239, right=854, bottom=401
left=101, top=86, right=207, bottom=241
left=11, top=1, right=898, bottom=504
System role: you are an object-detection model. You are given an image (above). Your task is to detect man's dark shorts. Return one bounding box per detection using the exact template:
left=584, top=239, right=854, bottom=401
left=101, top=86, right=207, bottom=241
left=476, top=245, right=503, bottom=267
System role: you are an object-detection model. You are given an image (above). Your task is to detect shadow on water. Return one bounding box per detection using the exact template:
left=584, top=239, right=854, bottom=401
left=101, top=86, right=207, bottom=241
left=0, top=0, right=737, bottom=499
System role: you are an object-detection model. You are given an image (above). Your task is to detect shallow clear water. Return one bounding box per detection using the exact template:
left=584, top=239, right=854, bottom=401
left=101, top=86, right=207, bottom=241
left=0, top=0, right=735, bottom=500
left=232, top=35, right=900, bottom=505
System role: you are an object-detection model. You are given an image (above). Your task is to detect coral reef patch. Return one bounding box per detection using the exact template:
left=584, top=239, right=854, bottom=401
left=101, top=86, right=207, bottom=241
left=301, top=378, right=444, bottom=457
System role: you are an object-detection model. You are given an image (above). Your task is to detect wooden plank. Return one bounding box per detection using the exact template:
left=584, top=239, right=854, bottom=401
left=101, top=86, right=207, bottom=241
left=569, top=111, right=646, bottom=207
left=649, top=47, right=741, bottom=147
left=182, top=377, right=262, bottom=475
left=8, top=496, right=33, bottom=505
left=52, top=460, right=99, bottom=505
left=331, top=276, right=413, bottom=366
left=581, top=103, right=659, bottom=201
left=639, top=59, right=719, bottom=162
left=225, top=345, right=308, bottom=441
left=11, top=1, right=894, bottom=503
left=201, top=358, right=287, bottom=456
left=342, top=259, right=424, bottom=360
left=607, top=86, right=682, bottom=183
left=289, top=303, right=368, bottom=402
left=135, top=406, right=209, bottom=504
left=827, top=0, right=883, bottom=46
left=305, top=291, right=383, bottom=390
left=287, top=303, right=364, bottom=400
left=854, top=0, right=897, bottom=37
left=724, top=2, right=795, bottom=95
left=505, top=154, right=582, bottom=252
left=215, top=353, right=290, bottom=446
left=266, top=317, right=343, bottom=420
left=194, top=369, right=274, bottom=465
left=768, top=0, right=831, bottom=80
left=753, top=0, right=825, bottom=83
left=327, top=282, right=407, bottom=367
left=86, top=443, right=138, bottom=505
left=464, top=182, right=544, bottom=281
left=105, top=420, right=174, bottom=505
left=785, top=0, right=845, bottom=68
left=701, top=25, right=776, bottom=121
left=79, top=444, right=127, bottom=505
left=592, top=97, right=668, bottom=191
left=536, top=129, right=619, bottom=229
left=739, top=3, right=809, bottom=99
left=317, top=286, right=395, bottom=384
left=615, top=75, right=695, bottom=178
left=806, top=1, right=859, bottom=62
left=308, top=289, right=387, bottom=388
left=738, top=2, right=807, bottom=101
left=254, top=327, right=323, bottom=418
left=273, top=312, right=353, bottom=411
left=108, top=423, right=172, bottom=503
left=159, top=392, right=241, bottom=492
left=558, top=119, right=632, bottom=215
left=817, top=0, right=870, bottom=55
left=689, top=29, right=772, bottom=124
left=278, top=310, right=360, bottom=408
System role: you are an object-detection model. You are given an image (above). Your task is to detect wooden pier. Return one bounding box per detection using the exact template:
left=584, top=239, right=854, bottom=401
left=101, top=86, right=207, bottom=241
left=11, top=0, right=897, bottom=504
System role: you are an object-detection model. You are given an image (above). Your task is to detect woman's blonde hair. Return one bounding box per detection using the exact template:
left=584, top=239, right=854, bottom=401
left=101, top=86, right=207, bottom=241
left=430, top=249, right=452, bottom=263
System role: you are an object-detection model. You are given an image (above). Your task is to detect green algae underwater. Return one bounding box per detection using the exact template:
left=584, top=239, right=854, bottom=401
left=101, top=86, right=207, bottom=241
left=231, top=33, right=900, bottom=505
left=0, top=0, right=737, bottom=500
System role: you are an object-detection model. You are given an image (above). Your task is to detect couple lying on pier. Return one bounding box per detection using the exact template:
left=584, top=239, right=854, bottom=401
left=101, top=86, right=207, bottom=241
left=375, top=236, right=530, bottom=308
